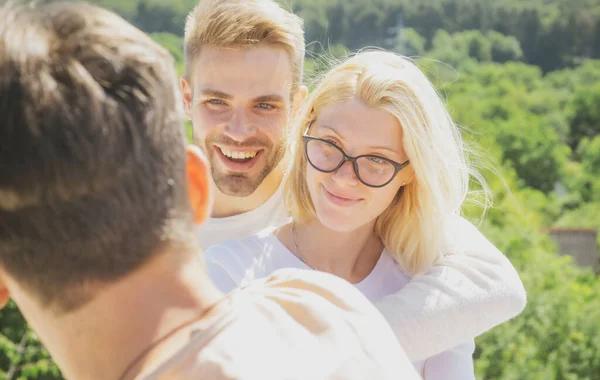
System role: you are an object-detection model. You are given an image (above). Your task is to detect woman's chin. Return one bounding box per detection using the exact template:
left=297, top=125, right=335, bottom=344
left=316, top=212, right=361, bottom=233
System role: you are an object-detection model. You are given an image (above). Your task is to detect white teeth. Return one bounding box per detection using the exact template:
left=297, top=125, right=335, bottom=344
left=220, top=148, right=258, bottom=159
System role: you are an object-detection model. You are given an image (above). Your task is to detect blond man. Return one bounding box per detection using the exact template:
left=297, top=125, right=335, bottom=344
left=184, top=0, right=527, bottom=361
left=0, top=2, right=419, bottom=379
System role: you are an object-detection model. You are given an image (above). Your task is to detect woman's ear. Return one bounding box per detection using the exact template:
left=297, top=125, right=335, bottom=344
left=400, top=165, right=416, bottom=187
left=186, top=145, right=213, bottom=224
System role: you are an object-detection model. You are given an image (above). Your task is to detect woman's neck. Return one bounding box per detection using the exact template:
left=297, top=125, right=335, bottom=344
left=277, top=219, right=383, bottom=284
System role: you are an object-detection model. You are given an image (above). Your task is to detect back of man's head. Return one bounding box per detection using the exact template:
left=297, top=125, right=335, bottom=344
left=0, top=2, right=192, bottom=313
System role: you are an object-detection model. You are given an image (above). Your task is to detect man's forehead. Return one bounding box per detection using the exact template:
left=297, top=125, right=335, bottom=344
left=191, top=44, right=294, bottom=99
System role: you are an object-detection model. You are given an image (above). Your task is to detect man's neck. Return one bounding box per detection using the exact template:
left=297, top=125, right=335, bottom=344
left=211, top=166, right=283, bottom=218
left=16, top=251, right=223, bottom=380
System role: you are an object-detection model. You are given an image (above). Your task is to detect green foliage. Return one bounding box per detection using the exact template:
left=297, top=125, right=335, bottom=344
left=567, top=84, right=600, bottom=150
left=393, top=28, right=427, bottom=57
left=444, top=62, right=571, bottom=192
left=425, top=30, right=523, bottom=68
left=80, top=0, right=600, bottom=73
left=292, top=0, right=600, bottom=73
left=474, top=244, right=600, bottom=379
left=555, top=202, right=600, bottom=247
left=0, top=302, right=60, bottom=379
left=464, top=154, right=600, bottom=379
left=150, top=32, right=185, bottom=75
left=304, top=43, right=349, bottom=85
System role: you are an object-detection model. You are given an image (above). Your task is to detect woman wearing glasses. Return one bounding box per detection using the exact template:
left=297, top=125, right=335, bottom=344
left=204, top=51, right=503, bottom=378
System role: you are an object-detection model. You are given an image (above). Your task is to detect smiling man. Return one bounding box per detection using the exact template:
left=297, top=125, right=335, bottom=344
left=181, top=0, right=305, bottom=248
left=189, top=46, right=291, bottom=197
left=183, top=0, right=527, bottom=362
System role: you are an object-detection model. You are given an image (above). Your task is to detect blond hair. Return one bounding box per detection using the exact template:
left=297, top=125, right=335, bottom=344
left=284, top=50, right=487, bottom=275
left=184, top=0, right=305, bottom=88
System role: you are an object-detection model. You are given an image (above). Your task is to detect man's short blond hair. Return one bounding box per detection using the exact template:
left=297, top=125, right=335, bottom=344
left=184, top=0, right=305, bottom=88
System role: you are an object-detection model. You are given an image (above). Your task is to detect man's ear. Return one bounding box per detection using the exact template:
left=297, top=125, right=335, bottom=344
left=292, top=85, right=308, bottom=118
left=0, top=269, right=11, bottom=309
left=180, top=75, right=193, bottom=120
left=186, top=145, right=213, bottom=224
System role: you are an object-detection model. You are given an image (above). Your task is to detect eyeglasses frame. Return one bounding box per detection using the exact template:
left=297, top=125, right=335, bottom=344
left=301, top=134, right=410, bottom=188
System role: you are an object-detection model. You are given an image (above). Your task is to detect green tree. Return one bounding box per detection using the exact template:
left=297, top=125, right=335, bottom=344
left=150, top=32, right=185, bottom=75
left=567, top=84, right=600, bottom=150
left=393, top=28, right=426, bottom=57
left=488, top=31, right=523, bottom=63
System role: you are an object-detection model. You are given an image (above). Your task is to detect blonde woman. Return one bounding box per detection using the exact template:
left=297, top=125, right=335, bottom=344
left=205, top=51, right=522, bottom=378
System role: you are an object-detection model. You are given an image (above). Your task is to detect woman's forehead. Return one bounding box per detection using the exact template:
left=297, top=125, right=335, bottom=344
left=313, top=99, right=404, bottom=149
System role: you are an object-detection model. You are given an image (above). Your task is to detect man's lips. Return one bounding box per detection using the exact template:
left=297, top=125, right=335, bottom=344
left=213, top=146, right=264, bottom=171
left=215, top=146, right=262, bottom=160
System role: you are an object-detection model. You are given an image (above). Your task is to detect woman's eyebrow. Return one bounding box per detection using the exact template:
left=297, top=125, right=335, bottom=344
left=317, top=125, right=344, bottom=139
left=318, top=125, right=398, bottom=154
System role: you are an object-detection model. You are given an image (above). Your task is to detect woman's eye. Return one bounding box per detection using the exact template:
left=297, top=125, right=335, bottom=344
left=369, top=156, right=386, bottom=164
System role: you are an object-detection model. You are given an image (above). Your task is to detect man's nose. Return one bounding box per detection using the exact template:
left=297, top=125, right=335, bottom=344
left=224, top=109, right=256, bottom=142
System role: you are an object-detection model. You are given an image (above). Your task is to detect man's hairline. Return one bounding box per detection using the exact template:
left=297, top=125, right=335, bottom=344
left=184, top=42, right=303, bottom=90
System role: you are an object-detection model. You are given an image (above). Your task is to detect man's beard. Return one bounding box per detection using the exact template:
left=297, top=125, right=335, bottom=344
left=202, top=134, right=285, bottom=197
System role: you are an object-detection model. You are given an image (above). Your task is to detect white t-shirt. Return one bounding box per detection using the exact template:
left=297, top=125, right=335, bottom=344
left=138, top=269, right=419, bottom=379
left=195, top=187, right=290, bottom=250
left=204, top=228, right=476, bottom=380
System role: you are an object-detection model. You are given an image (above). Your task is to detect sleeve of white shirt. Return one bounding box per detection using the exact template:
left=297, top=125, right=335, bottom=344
left=422, top=341, right=476, bottom=380
left=375, top=216, right=527, bottom=361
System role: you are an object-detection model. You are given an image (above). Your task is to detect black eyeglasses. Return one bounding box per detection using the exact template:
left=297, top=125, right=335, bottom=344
left=302, top=135, right=410, bottom=188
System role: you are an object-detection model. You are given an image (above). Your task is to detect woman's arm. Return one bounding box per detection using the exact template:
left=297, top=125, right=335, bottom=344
left=421, top=341, right=476, bottom=380
left=375, top=217, right=526, bottom=361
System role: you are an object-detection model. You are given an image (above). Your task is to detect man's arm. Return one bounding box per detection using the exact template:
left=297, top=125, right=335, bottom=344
left=375, top=217, right=526, bottom=361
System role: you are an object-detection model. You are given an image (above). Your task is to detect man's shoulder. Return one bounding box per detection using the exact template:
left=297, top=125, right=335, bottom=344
left=144, top=270, right=419, bottom=379
left=252, top=268, right=378, bottom=310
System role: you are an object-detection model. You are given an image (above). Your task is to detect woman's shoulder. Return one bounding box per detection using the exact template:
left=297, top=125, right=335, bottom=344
left=203, top=225, right=291, bottom=290
left=380, top=249, right=412, bottom=283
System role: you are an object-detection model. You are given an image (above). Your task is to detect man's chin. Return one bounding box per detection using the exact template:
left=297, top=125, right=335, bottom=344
left=213, top=173, right=263, bottom=197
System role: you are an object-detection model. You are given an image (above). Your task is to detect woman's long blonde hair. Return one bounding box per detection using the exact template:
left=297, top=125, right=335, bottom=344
left=283, top=50, right=488, bottom=275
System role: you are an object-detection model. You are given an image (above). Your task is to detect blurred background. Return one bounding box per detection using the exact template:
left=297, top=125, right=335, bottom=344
left=1, top=0, right=599, bottom=379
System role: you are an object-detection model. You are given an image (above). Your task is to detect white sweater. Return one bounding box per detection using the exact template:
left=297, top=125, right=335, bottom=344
left=197, top=191, right=527, bottom=362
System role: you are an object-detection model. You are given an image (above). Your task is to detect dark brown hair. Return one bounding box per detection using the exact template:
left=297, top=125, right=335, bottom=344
left=0, top=2, right=193, bottom=312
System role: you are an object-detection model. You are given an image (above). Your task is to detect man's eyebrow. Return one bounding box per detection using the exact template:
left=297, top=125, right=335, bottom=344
left=254, top=94, right=285, bottom=103
left=198, top=89, right=233, bottom=100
